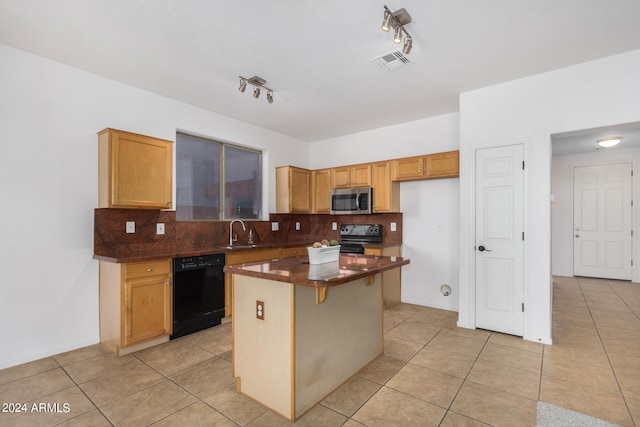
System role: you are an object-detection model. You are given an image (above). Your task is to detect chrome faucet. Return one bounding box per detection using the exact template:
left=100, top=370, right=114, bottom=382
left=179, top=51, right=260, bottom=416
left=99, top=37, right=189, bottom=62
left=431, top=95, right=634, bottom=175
left=229, top=219, right=246, bottom=246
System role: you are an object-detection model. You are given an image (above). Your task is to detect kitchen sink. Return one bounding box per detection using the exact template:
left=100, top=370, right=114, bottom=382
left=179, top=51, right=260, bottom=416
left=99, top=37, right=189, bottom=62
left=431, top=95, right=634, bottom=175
left=221, top=244, right=259, bottom=250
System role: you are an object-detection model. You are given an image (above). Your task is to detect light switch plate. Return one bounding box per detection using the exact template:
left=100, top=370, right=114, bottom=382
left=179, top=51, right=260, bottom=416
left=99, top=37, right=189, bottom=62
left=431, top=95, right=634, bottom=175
left=156, top=223, right=165, bottom=235
left=332, top=222, right=337, bottom=231
left=126, top=221, right=135, bottom=233
left=390, top=222, right=397, bottom=232
left=295, top=222, right=300, bottom=231
left=271, top=222, right=279, bottom=231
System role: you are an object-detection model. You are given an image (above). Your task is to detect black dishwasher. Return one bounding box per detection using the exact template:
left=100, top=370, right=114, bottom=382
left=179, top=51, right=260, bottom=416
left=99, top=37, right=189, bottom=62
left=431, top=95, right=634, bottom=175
left=171, top=254, right=225, bottom=339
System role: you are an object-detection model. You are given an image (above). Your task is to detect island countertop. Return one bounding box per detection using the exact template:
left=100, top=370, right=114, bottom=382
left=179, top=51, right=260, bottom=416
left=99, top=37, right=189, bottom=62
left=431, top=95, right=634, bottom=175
left=223, top=253, right=409, bottom=287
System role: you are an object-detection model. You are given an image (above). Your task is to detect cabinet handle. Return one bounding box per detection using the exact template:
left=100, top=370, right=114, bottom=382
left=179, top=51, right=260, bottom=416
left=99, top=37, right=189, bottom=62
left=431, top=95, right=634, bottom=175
left=147, top=268, right=153, bottom=272
left=167, top=200, right=172, bottom=206
left=165, top=281, right=170, bottom=285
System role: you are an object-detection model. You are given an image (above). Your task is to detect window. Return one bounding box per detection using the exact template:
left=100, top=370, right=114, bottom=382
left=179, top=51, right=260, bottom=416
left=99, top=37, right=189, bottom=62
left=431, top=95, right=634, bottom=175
left=176, top=132, right=262, bottom=220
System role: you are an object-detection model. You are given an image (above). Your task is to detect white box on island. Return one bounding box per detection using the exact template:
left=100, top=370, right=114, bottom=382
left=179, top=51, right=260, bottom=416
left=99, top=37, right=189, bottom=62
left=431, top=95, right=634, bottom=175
left=306, top=245, right=340, bottom=264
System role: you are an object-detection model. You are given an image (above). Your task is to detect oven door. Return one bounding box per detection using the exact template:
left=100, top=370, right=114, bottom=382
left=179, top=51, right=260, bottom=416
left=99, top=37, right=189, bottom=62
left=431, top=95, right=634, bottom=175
left=339, top=243, right=365, bottom=254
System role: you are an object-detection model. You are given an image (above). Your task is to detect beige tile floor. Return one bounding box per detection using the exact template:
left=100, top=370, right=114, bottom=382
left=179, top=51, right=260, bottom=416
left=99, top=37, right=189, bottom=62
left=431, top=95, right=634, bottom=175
left=1, top=276, right=639, bottom=426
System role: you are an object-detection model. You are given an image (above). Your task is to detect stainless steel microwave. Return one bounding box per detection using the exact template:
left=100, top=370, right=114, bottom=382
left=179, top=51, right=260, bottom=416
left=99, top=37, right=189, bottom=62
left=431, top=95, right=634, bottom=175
left=330, top=187, right=374, bottom=215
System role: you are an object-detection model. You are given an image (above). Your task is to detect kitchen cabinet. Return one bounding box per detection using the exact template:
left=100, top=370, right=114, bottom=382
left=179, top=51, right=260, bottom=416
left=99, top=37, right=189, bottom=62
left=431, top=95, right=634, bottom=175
left=98, top=128, right=173, bottom=209
left=332, top=164, right=372, bottom=189
left=392, top=151, right=459, bottom=181
left=276, top=166, right=312, bottom=213
left=281, top=245, right=308, bottom=258
left=312, top=168, right=332, bottom=213
left=332, top=166, right=351, bottom=188
left=364, top=246, right=402, bottom=308
left=99, top=259, right=172, bottom=355
left=371, top=161, right=400, bottom=212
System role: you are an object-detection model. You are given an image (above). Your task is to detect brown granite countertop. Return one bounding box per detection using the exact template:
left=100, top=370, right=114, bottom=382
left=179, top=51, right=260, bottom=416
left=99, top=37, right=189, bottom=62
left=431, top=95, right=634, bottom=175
left=223, top=253, right=409, bottom=287
left=93, top=241, right=315, bottom=263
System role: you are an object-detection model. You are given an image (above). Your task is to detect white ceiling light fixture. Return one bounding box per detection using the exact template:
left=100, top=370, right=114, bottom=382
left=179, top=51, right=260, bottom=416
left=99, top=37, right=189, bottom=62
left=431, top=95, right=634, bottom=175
left=597, top=136, right=623, bottom=148
left=238, top=76, right=274, bottom=104
left=381, top=5, right=414, bottom=54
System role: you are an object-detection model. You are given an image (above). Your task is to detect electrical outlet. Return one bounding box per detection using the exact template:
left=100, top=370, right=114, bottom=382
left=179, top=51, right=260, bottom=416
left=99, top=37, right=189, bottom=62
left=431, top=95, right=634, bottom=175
left=156, top=223, right=165, bottom=235
left=390, top=222, right=397, bottom=232
left=332, top=222, right=337, bottom=231
left=295, top=222, right=300, bottom=231
left=256, top=300, right=264, bottom=320
left=271, top=222, right=279, bottom=231
left=126, top=221, right=135, bottom=233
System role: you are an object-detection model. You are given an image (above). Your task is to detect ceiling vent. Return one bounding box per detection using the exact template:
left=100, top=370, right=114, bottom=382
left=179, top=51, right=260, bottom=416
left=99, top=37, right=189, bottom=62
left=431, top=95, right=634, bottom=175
left=370, top=50, right=412, bottom=72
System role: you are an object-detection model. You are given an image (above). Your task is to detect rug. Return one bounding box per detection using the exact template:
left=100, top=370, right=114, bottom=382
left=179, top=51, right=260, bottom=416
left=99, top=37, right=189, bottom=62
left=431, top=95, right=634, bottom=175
left=537, top=401, right=621, bottom=427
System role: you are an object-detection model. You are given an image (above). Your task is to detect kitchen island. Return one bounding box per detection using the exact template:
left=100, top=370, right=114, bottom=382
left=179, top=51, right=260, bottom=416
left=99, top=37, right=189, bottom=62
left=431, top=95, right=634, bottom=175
left=224, top=253, right=409, bottom=421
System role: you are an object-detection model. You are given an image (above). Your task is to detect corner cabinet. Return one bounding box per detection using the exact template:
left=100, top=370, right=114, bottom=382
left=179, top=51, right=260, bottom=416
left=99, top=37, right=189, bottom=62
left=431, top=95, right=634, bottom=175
left=98, top=128, right=173, bottom=209
left=276, top=166, right=312, bottom=213
left=99, top=259, right=173, bottom=355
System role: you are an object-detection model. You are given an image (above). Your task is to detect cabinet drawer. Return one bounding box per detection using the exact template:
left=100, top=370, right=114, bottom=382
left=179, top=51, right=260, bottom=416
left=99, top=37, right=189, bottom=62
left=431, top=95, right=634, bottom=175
left=282, top=246, right=307, bottom=258
left=125, top=259, right=171, bottom=280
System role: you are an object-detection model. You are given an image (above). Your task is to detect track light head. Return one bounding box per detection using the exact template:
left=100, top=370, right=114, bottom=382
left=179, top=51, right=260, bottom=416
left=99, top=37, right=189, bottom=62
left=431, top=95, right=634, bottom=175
left=267, top=90, right=273, bottom=104
left=403, top=36, right=413, bottom=54
left=239, top=78, right=247, bottom=93
left=393, top=26, right=402, bottom=44
left=381, top=10, right=391, bottom=32
left=253, top=86, right=260, bottom=98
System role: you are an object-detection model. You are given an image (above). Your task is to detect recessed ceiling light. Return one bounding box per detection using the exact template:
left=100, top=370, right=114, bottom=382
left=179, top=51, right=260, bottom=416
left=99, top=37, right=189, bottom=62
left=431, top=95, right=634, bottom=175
left=597, top=136, right=623, bottom=148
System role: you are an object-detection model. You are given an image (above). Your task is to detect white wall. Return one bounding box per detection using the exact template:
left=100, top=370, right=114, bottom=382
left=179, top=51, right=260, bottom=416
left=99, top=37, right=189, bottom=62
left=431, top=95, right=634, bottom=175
left=551, top=146, right=640, bottom=279
left=0, top=44, right=308, bottom=369
left=310, top=113, right=461, bottom=311
left=459, top=49, right=640, bottom=344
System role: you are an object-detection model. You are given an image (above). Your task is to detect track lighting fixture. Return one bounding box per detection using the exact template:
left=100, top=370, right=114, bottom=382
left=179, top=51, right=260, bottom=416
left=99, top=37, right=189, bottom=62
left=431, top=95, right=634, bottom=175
left=381, top=5, right=414, bottom=54
left=238, top=75, right=274, bottom=104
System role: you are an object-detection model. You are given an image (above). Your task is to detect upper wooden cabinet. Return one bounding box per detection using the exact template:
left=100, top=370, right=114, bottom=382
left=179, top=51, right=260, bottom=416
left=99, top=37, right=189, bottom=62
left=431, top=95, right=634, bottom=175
left=392, top=151, right=459, bottom=181
left=333, top=164, right=372, bottom=189
left=312, top=168, right=332, bottom=213
left=98, top=128, right=173, bottom=209
left=424, top=151, right=459, bottom=178
left=276, top=166, right=312, bottom=213
left=371, top=161, right=400, bottom=212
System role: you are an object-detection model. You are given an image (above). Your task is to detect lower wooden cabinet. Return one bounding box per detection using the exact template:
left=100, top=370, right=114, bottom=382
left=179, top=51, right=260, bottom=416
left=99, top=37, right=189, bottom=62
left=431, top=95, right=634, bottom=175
left=364, top=246, right=402, bottom=308
left=99, top=259, right=172, bottom=355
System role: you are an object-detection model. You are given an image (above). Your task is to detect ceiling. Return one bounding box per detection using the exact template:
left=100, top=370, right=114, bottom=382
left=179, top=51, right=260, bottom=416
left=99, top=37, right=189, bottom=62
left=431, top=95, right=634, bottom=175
left=2, top=1, right=640, bottom=142
left=552, top=122, right=640, bottom=156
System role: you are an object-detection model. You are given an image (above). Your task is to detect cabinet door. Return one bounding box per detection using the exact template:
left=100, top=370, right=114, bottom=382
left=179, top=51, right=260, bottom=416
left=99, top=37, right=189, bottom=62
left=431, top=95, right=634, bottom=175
left=425, top=151, right=459, bottom=178
left=281, top=246, right=308, bottom=258
left=276, top=166, right=312, bottom=213
left=99, top=129, right=173, bottom=209
left=371, top=161, right=399, bottom=212
left=290, top=168, right=312, bottom=212
left=332, top=167, right=351, bottom=188
left=392, top=156, right=425, bottom=181
left=312, top=169, right=332, bottom=213
left=351, top=164, right=372, bottom=187
left=122, top=274, right=172, bottom=347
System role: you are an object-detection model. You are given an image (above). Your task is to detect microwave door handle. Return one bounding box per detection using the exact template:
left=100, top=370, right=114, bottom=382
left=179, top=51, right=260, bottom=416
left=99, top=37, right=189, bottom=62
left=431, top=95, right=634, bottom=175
left=355, top=194, right=360, bottom=210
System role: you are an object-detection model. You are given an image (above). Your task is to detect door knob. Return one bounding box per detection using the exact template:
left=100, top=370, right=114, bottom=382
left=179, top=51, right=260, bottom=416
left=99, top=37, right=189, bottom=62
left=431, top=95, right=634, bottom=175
left=575, top=234, right=580, bottom=238
left=478, top=245, right=492, bottom=252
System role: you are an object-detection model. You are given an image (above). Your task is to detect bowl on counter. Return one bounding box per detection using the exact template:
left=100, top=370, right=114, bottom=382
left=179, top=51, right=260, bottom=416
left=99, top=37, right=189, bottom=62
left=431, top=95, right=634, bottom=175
left=307, top=245, right=340, bottom=264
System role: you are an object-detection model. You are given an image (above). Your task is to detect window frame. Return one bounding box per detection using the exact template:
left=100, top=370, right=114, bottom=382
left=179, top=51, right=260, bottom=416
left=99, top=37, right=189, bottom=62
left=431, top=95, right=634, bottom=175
left=176, top=131, right=263, bottom=221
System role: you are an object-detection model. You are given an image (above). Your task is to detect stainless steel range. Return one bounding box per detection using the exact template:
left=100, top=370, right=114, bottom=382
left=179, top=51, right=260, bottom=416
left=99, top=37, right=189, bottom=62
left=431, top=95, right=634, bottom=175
left=339, top=224, right=383, bottom=254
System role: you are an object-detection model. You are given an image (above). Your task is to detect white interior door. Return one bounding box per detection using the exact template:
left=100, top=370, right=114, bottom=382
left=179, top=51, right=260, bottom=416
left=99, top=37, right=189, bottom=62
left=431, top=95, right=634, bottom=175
left=573, top=163, right=632, bottom=280
left=475, top=145, right=524, bottom=336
